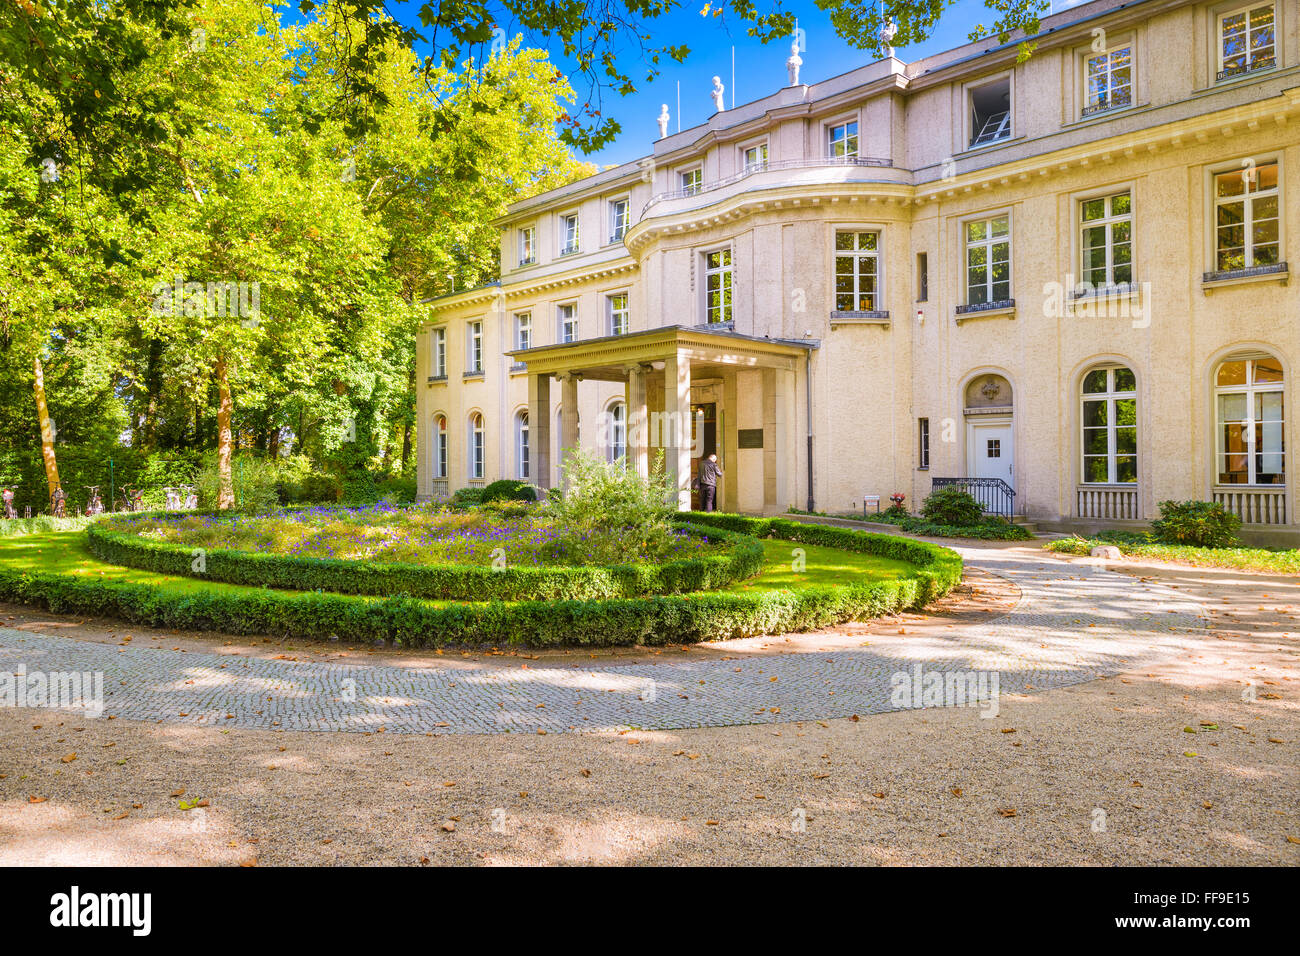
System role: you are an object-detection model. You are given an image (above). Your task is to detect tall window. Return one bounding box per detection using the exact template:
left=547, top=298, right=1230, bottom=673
left=917, top=252, right=929, bottom=302
left=742, top=143, right=768, bottom=172
left=606, top=402, right=627, bottom=463
left=703, top=249, right=733, bottom=324
left=607, top=293, right=629, bottom=336
left=515, top=410, right=530, bottom=479
left=432, top=327, right=446, bottom=377
left=1214, top=161, right=1279, bottom=272
left=834, top=231, right=880, bottom=311
left=1081, top=366, right=1138, bottom=484
left=918, top=418, right=930, bottom=470
left=1080, top=191, right=1133, bottom=290
left=559, top=213, right=580, bottom=255
left=432, top=414, right=447, bottom=479
left=1083, top=45, right=1132, bottom=115
left=1218, top=3, right=1275, bottom=80
left=514, top=312, right=531, bottom=351
left=828, top=121, right=858, bottom=159
left=609, top=199, right=629, bottom=242
left=969, top=77, right=1012, bottom=146
left=558, top=303, right=578, bottom=343
left=467, top=320, right=483, bottom=372
left=469, top=412, right=485, bottom=480
left=519, top=226, right=536, bottom=265
left=965, top=216, right=1011, bottom=305
left=1215, top=355, right=1284, bottom=485
left=680, top=168, right=702, bottom=196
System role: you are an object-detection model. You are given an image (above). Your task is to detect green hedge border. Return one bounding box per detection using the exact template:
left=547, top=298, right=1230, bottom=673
left=84, top=518, right=763, bottom=601
left=0, top=514, right=962, bottom=647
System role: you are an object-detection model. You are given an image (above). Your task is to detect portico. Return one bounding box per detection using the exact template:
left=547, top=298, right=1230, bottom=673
left=508, top=326, right=816, bottom=513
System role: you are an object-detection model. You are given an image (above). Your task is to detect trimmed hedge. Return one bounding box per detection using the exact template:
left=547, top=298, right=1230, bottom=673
left=84, top=519, right=764, bottom=601
left=0, top=516, right=962, bottom=648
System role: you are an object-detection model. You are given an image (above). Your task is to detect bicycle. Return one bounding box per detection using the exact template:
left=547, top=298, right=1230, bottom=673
left=117, top=486, right=144, bottom=513
left=1, top=485, right=17, bottom=520
left=50, top=487, right=67, bottom=518
left=163, top=486, right=182, bottom=510
left=84, top=485, right=104, bottom=516
left=181, top=484, right=198, bottom=510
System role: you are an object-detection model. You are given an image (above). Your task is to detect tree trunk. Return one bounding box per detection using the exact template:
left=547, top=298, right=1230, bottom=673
left=399, top=355, right=416, bottom=468
left=215, top=355, right=235, bottom=509
left=33, top=355, right=61, bottom=499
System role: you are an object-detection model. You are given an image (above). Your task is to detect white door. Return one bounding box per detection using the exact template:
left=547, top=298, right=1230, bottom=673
left=971, top=423, right=1013, bottom=484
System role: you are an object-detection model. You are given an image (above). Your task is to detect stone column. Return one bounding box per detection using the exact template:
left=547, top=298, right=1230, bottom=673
left=626, top=364, right=650, bottom=480
left=528, top=373, right=551, bottom=490
left=559, top=372, right=580, bottom=489
left=662, top=351, right=691, bottom=510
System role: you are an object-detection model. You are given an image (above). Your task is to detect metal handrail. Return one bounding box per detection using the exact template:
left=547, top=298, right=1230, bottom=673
left=640, top=155, right=893, bottom=217
left=930, top=476, right=1016, bottom=518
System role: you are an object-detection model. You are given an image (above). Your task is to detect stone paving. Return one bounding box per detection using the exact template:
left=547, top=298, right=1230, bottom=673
left=0, top=545, right=1208, bottom=734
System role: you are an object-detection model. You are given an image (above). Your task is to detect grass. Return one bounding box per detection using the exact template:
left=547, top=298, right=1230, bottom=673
left=1044, top=535, right=1300, bottom=575
left=0, top=529, right=915, bottom=606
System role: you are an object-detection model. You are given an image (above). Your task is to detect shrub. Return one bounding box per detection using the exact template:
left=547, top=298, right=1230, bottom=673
left=195, top=452, right=280, bottom=513
left=1150, top=499, right=1241, bottom=548
left=482, top=479, right=537, bottom=503
left=545, top=450, right=675, bottom=564
left=920, top=486, right=985, bottom=526
left=451, top=486, right=487, bottom=505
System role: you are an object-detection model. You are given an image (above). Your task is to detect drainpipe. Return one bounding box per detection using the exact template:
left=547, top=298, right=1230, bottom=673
left=805, top=350, right=814, bottom=513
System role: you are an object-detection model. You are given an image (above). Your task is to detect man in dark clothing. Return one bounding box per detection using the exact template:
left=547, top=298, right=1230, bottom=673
left=698, top=453, right=722, bottom=511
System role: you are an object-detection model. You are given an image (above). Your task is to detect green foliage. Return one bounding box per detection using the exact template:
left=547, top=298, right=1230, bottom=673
left=451, top=486, right=487, bottom=505
left=195, top=453, right=280, bottom=514
left=1044, top=535, right=1299, bottom=574
left=897, top=517, right=1033, bottom=540
left=1150, top=500, right=1242, bottom=549
left=921, top=487, right=985, bottom=526
left=545, top=450, right=675, bottom=564
left=481, top=479, right=537, bottom=503
left=0, top=515, right=95, bottom=537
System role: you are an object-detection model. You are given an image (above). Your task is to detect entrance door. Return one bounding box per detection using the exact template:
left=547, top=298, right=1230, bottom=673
left=970, top=421, right=1013, bottom=485
left=689, top=403, right=717, bottom=510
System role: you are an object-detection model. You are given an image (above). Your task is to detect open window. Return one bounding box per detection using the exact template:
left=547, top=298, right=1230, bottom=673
left=969, top=77, right=1012, bottom=148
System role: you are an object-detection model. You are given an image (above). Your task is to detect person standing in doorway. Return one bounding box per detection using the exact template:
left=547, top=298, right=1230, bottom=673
left=698, top=452, right=722, bottom=511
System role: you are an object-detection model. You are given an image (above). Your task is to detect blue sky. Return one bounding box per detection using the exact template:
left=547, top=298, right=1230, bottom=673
left=385, top=1, right=1091, bottom=168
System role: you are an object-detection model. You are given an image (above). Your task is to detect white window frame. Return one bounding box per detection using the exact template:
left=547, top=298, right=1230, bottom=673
left=467, top=320, right=483, bottom=373
left=963, top=213, right=1012, bottom=306
left=558, top=212, right=580, bottom=255
left=965, top=73, right=1013, bottom=150
left=515, top=409, right=530, bottom=479
left=605, top=401, right=627, bottom=463
left=1081, top=41, right=1134, bottom=117
left=432, top=414, right=448, bottom=479
left=1214, top=355, right=1285, bottom=486
left=606, top=292, right=629, bottom=336
left=431, top=327, right=447, bottom=378
left=679, top=167, right=703, bottom=196
left=1209, top=157, right=1281, bottom=273
left=519, top=225, right=536, bottom=265
left=1080, top=366, right=1139, bottom=485
left=827, top=120, right=859, bottom=159
left=1216, top=2, right=1277, bottom=81
left=702, top=248, right=733, bottom=325
left=741, top=141, right=769, bottom=172
left=1077, top=190, right=1134, bottom=291
left=468, top=412, right=485, bottom=480
left=608, top=197, right=630, bottom=243
left=514, top=312, right=532, bottom=351
left=557, top=302, right=578, bottom=343
left=832, top=229, right=882, bottom=312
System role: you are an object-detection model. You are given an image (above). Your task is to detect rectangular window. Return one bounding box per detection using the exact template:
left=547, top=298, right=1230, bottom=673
left=680, top=168, right=703, bottom=196
left=1079, top=191, right=1133, bottom=290
left=519, top=226, right=536, bottom=265
left=1083, top=45, right=1132, bottom=116
left=965, top=216, right=1011, bottom=305
left=558, top=303, right=578, bottom=343
left=916, top=252, right=929, bottom=302
left=969, top=77, right=1012, bottom=147
left=607, top=293, right=629, bottom=336
left=432, top=327, right=446, bottom=377
left=467, top=321, right=483, bottom=372
left=1218, top=3, right=1276, bottom=80
left=609, top=199, right=629, bottom=242
left=514, top=312, right=531, bottom=351
left=833, top=231, right=880, bottom=312
left=1082, top=366, right=1139, bottom=484
left=828, top=122, right=859, bottom=159
left=703, top=249, right=733, bottom=324
left=918, top=418, right=930, bottom=470
left=742, top=143, right=768, bottom=172
left=1214, top=160, right=1279, bottom=271
left=559, top=213, right=580, bottom=255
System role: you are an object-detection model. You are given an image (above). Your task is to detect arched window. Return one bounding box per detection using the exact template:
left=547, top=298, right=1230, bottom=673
left=606, top=401, right=626, bottom=463
left=469, top=412, right=485, bottom=480
left=432, top=415, right=447, bottom=479
left=515, top=410, right=530, bottom=479
left=1081, top=365, right=1137, bottom=483
left=1215, top=354, right=1284, bottom=485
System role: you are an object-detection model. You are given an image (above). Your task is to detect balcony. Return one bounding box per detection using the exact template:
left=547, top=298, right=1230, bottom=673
left=1217, top=55, right=1274, bottom=83
left=640, top=155, right=893, bottom=218
left=1214, top=486, right=1287, bottom=525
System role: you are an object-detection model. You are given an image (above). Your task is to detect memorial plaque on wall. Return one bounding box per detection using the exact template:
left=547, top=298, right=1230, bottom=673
left=737, top=428, right=764, bottom=449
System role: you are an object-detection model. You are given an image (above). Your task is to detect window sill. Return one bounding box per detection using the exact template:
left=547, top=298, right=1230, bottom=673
left=427, top=374, right=448, bottom=385
left=462, top=371, right=485, bottom=381
left=557, top=248, right=582, bottom=259
left=955, top=134, right=1026, bottom=158
left=830, top=310, right=890, bottom=327
left=1214, top=59, right=1276, bottom=84
left=517, top=258, right=537, bottom=268
left=1080, top=100, right=1135, bottom=119
left=955, top=300, right=1015, bottom=323
left=1201, top=262, right=1288, bottom=293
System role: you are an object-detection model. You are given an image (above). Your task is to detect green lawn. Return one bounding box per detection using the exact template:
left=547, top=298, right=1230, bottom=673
left=0, top=530, right=913, bottom=603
